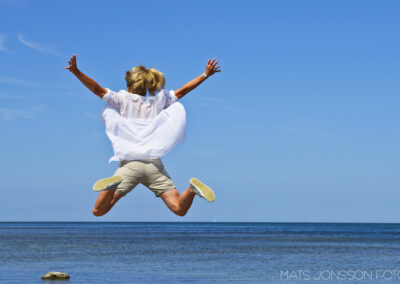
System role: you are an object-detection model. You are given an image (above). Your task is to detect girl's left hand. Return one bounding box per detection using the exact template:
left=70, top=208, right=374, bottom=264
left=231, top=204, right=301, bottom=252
left=205, top=58, right=221, bottom=77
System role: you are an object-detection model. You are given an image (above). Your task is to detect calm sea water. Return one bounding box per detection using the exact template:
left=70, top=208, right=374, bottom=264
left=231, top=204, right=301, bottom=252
left=1, top=222, right=400, bottom=283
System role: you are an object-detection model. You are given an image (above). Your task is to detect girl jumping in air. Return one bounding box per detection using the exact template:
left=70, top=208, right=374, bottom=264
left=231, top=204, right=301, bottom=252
left=65, top=55, right=221, bottom=217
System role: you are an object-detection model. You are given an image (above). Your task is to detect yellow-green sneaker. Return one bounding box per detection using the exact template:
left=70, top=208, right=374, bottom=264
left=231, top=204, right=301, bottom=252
left=93, top=176, right=122, bottom=192
left=190, top=178, right=215, bottom=202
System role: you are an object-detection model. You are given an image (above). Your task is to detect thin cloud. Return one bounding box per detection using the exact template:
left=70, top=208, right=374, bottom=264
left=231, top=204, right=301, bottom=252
left=0, top=75, right=71, bottom=89
left=0, top=34, right=8, bottom=52
left=190, top=101, right=246, bottom=114
left=0, top=76, right=48, bottom=87
left=0, top=107, right=35, bottom=120
left=0, top=92, right=28, bottom=99
left=17, top=33, right=62, bottom=57
left=224, top=105, right=242, bottom=113
left=90, top=131, right=103, bottom=140
left=201, top=97, right=224, bottom=103
left=190, top=149, right=217, bottom=155
left=195, top=96, right=248, bottom=113
left=277, top=126, right=306, bottom=135
left=84, top=111, right=101, bottom=121
left=285, top=127, right=305, bottom=135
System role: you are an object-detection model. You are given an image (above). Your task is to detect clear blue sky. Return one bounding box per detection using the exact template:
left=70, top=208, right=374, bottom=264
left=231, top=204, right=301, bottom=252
left=0, top=0, right=399, bottom=222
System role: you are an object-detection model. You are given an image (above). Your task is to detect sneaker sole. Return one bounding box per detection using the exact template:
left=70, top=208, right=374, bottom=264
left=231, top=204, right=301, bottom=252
left=190, top=178, right=215, bottom=202
left=93, top=176, right=122, bottom=192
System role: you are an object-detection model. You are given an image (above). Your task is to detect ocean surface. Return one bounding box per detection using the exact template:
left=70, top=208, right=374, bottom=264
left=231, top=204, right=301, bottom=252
left=1, top=222, right=400, bottom=283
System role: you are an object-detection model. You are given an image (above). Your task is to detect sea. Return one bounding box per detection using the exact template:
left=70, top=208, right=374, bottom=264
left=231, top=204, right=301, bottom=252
left=0, top=222, right=399, bottom=283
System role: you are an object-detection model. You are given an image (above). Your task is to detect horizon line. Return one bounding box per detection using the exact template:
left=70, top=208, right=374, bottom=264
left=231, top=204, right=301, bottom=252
left=0, top=221, right=399, bottom=224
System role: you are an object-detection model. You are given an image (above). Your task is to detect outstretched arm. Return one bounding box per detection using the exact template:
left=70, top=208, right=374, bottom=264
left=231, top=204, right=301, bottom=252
left=174, top=58, right=221, bottom=99
left=65, top=54, right=107, bottom=98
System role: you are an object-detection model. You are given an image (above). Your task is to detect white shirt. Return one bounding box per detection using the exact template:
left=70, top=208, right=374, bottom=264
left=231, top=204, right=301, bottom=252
left=102, top=88, right=179, bottom=120
left=101, top=88, right=186, bottom=162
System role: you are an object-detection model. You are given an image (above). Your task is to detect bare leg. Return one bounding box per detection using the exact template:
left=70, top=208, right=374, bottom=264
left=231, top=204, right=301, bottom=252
left=92, top=190, right=123, bottom=217
left=161, top=187, right=196, bottom=217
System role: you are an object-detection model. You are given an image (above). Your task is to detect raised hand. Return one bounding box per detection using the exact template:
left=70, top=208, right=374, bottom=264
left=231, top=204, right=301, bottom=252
left=205, top=58, right=221, bottom=77
left=64, top=54, right=107, bottom=98
left=65, top=54, right=79, bottom=74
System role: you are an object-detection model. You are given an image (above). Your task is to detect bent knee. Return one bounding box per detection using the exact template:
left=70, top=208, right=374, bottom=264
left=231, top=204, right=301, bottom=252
left=174, top=209, right=187, bottom=217
left=168, top=203, right=186, bottom=217
left=92, top=208, right=106, bottom=217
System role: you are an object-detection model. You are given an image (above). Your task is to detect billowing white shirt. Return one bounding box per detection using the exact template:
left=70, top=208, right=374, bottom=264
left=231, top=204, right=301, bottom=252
left=101, top=88, right=186, bottom=162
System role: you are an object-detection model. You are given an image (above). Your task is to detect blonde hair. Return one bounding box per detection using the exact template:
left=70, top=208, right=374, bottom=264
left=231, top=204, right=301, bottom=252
left=125, top=65, right=165, bottom=96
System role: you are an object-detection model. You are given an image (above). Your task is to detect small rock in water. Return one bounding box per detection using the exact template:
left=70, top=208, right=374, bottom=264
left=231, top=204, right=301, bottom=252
left=41, top=272, right=70, bottom=280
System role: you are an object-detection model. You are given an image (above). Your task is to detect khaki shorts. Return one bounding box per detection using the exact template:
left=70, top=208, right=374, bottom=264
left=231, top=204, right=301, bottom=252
left=114, top=159, right=175, bottom=197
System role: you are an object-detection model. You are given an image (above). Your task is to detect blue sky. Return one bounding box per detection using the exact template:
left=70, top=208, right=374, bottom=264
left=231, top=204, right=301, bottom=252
left=0, top=0, right=399, bottom=222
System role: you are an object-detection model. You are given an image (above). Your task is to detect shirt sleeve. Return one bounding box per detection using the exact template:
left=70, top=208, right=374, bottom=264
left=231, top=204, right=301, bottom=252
left=164, top=90, right=179, bottom=109
left=101, top=88, right=125, bottom=110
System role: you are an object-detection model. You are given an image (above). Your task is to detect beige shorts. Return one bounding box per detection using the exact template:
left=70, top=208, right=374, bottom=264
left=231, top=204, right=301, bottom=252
left=114, top=159, right=175, bottom=197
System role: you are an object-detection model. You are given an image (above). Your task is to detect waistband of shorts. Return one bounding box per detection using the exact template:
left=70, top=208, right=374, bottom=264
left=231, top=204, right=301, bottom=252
left=120, top=158, right=161, bottom=166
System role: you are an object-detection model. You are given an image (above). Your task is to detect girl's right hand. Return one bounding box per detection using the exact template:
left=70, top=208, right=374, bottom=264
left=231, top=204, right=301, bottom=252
left=65, top=54, right=79, bottom=74
left=205, top=58, right=221, bottom=77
